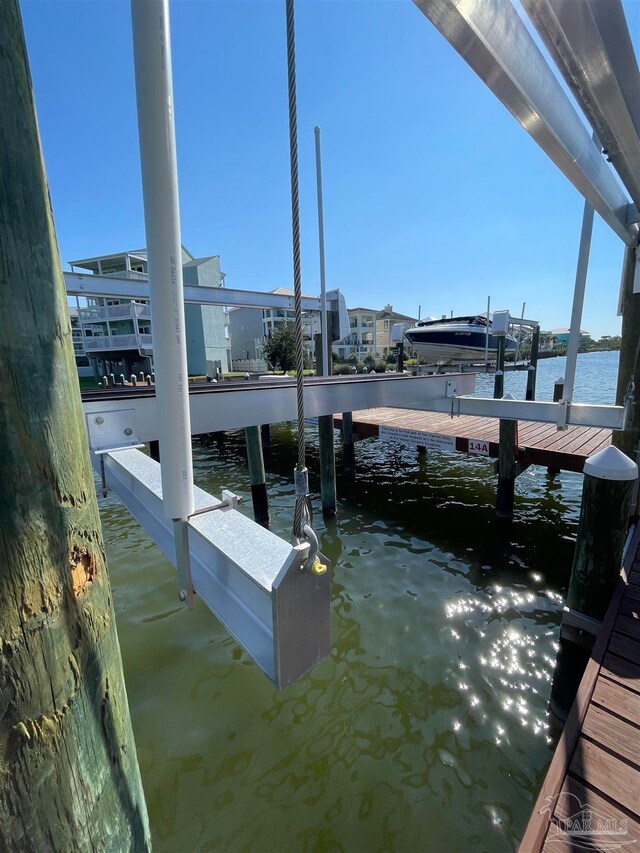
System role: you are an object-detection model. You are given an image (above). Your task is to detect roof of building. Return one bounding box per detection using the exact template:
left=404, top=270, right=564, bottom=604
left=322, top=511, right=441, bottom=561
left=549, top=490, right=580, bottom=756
left=183, top=255, right=219, bottom=268
left=377, top=309, right=418, bottom=322
left=348, top=306, right=378, bottom=314
left=68, top=243, right=195, bottom=268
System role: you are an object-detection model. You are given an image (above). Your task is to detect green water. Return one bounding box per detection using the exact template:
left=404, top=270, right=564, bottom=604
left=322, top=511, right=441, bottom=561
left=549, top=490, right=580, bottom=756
left=103, top=351, right=618, bottom=851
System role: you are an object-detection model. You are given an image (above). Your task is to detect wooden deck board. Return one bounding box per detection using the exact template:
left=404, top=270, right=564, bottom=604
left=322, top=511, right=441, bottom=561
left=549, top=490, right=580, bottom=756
left=336, top=407, right=612, bottom=472
left=520, top=525, right=640, bottom=850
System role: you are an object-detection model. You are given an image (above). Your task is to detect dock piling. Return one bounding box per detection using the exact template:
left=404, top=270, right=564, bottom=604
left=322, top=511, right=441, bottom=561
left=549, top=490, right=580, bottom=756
left=550, top=445, right=637, bottom=721
left=342, top=411, right=355, bottom=475
left=493, top=336, right=505, bottom=398
left=553, top=376, right=565, bottom=402
left=261, top=423, right=271, bottom=451
left=149, top=440, right=161, bottom=462
left=315, top=329, right=337, bottom=516
left=496, top=394, right=517, bottom=520
left=245, top=425, right=270, bottom=527
left=525, top=325, right=539, bottom=401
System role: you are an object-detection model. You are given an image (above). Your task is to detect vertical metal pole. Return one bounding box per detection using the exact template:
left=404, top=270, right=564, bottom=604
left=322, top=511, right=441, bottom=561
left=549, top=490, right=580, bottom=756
left=131, top=0, right=194, bottom=609
left=559, top=198, right=595, bottom=428
left=484, top=295, right=491, bottom=369
left=130, top=0, right=194, bottom=522
left=314, top=126, right=329, bottom=378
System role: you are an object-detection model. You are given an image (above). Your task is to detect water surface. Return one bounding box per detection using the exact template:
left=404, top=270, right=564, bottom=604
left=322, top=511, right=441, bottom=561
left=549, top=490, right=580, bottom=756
left=103, top=350, right=619, bottom=851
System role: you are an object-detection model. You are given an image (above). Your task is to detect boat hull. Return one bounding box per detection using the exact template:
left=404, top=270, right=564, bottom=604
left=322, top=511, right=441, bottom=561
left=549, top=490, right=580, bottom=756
left=405, top=327, right=517, bottom=364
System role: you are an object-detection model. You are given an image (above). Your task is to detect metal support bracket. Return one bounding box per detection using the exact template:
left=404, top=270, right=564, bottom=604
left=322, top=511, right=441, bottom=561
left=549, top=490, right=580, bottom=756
left=86, top=408, right=142, bottom=452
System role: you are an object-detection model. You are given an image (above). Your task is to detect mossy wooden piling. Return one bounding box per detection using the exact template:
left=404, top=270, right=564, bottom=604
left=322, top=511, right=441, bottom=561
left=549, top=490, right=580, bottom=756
left=0, top=3, right=150, bottom=845
left=341, top=411, right=355, bottom=475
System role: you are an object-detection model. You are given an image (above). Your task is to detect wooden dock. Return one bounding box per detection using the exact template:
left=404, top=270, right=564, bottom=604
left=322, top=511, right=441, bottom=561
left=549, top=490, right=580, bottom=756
left=520, top=525, right=640, bottom=850
left=334, top=407, right=612, bottom=472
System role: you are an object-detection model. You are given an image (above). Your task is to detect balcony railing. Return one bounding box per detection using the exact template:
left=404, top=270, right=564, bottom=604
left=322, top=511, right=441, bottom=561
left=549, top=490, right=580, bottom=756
left=102, top=269, right=148, bottom=281
left=84, top=334, right=140, bottom=351
left=78, top=302, right=151, bottom=323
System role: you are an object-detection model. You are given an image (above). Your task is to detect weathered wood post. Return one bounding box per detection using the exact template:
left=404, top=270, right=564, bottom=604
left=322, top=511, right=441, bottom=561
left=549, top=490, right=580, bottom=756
left=496, top=394, right=518, bottom=520
left=261, top=423, right=271, bottom=451
left=613, top=246, right=639, bottom=460
left=493, top=335, right=505, bottom=399
left=0, top=3, right=150, bottom=846
left=130, top=374, right=137, bottom=386
left=145, top=373, right=152, bottom=385
left=315, top=332, right=337, bottom=516
left=342, top=411, right=355, bottom=475
left=525, top=325, right=539, bottom=401
left=550, top=446, right=637, bottom=721
left=553, top=376, right=565, bottom=402
left=109, top=372, right=116, bottom=386
left=245, top=425, right=270, bottom=527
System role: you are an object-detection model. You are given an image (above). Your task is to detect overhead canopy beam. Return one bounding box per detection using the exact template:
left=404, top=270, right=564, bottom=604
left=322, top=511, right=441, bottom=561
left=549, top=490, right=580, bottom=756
left=522, top=0, right=640, bottom=213
left=412, top=0, right=639, bottom=246
left=64, top=271, right=330, bottom=312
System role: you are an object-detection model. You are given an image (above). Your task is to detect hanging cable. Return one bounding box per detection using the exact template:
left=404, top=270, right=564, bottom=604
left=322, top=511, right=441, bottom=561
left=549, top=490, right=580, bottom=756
left=285, top=0, right=312, bottom=543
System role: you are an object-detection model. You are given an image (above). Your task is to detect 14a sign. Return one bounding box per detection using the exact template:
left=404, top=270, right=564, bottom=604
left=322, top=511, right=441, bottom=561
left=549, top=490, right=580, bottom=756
left=468, top=438, right=490, bottom=455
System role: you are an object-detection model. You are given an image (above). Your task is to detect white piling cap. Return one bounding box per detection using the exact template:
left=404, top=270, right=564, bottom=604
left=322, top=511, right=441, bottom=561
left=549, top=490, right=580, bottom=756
left=584, top=446, right=638, bottom=481
left=555, top=376, right=564, bottom=384
left=502, top=392, right=516, bottom=400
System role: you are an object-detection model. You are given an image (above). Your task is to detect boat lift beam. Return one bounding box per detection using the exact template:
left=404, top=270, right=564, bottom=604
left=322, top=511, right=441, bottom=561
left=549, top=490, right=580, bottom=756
left=95, top=447, right=329, bottom=690
left=64, top=271, right=341, bottom=314
left=411, top=395, right=627, bottom=431
left=522, top=0, right=640, bottom=213
left=411, top=0, right=639, bottom=247
left=82, top=373, right=476, bottom=441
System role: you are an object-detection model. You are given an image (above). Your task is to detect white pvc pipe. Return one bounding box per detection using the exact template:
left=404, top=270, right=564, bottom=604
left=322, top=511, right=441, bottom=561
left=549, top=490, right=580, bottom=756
left=564, top=199, right=595, bottom=405
left=314, top=126, right=329, bottom=377
left=131, top=0, right=194, bottom=520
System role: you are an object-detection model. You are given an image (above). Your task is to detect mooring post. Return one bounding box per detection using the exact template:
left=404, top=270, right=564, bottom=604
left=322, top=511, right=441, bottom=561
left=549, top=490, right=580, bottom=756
left=139, top=371, right=145, bottom=382
left=525, top=325, right=539, bottom=401
left=396, top=340, right=404, bottom=373
left=130, top=374, right=137, bottom=386
left=493, top=336, right=505, bottom=399
left=549, top=446, right=638, bottom=722
left=342, top=411, right=355, bottom=475
left=149, top=440, right=161, bottom=463
left=109, top=372, right=115, bottom=386
left=261, top=423, right=271, bottom=451
left=553, top=376, right=565, bottom=402
left=496, top=394, right=517, bottom=520
left=245, top=425, right=270, bottom=527
left=315, top=329, right=337, bottom=516
left=145, top=374, right=152, bottom=386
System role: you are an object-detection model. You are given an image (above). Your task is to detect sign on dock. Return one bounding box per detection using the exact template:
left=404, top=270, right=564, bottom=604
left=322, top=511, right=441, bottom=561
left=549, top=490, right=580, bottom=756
left=379, top=425, right=455, bottom=452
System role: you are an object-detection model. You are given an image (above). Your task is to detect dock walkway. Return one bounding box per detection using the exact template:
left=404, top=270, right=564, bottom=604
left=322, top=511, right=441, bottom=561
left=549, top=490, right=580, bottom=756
left=334, top=407, right=611, bottom=472
left=520, top=526, right=640, bottom=850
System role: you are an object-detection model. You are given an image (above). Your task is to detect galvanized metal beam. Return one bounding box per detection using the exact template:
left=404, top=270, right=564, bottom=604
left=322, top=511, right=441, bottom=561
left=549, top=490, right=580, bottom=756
left=65, top=271, right=329, bottom=312
left=99, top=447, right=330, bottom=689
left=405, top=395, right=626, bottom=430
left=522, top=0, right=640, bottom=212
left=412, top=0, right=639, bottom=246
left=82, top=374, right=475, bottom=441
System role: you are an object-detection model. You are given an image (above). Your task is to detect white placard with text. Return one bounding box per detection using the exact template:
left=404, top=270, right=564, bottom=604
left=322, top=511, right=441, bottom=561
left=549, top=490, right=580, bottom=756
left=379, top=425, right=455, bottom=452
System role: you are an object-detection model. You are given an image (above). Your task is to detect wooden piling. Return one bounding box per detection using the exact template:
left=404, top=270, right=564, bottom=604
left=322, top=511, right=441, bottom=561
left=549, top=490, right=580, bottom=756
left=496, top=418, right=517, bottom=519
left=342, top=411, right=355, bottom=475
left=0, top=2, right=150, bottom=843
left=553, top=376, right=564, bottom=402
left=315, top=332, right=337, bottom=516
left=245, top=425, right=270, bottom=527
left=261, top=423, right=271, bottom=451
left=525, top=325, right=539, bottom=401
left=396, top=341, right=404, bottom=373
left=149, top=440, right=161, bottom=462
left=550, top=446, right=637, bottom=721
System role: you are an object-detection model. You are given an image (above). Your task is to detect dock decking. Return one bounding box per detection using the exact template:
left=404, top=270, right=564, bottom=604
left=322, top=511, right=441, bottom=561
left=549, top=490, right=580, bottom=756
left=334, top=407, right=612, bottom=472
left=520, top=524, right=640, bottom=849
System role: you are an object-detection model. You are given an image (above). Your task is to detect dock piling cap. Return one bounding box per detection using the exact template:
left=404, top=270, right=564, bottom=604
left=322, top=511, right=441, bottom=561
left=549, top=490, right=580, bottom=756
left=583, top=446, right=638, bottom=481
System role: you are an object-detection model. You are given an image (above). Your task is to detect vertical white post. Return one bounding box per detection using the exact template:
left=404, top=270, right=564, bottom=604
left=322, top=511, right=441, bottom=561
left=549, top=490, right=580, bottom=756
left=314, top=126, right=329, bottom=377
left=130, top=0, right=194, bottom=521
left=559, top=198, right=595, bottom=428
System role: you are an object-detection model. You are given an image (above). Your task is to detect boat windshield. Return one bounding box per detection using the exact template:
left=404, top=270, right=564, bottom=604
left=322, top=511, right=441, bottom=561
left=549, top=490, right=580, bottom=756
left=415, top=315, right=487, bottom=328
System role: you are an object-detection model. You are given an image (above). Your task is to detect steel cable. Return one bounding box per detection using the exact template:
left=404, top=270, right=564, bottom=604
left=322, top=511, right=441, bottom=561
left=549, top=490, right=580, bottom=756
left=285, top=0, right=310, bottom=540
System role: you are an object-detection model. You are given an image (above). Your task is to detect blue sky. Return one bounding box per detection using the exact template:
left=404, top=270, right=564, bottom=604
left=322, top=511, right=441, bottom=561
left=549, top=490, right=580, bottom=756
left=21, top=0, right=640, bottom=337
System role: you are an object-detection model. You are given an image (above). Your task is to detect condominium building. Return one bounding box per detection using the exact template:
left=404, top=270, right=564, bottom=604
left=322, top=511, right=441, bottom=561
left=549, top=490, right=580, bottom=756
left=333, top=307, right=378, bottom=359
left=229, top=287, right=314, bottom=365
left=375, top=305, right=418, bottom=356
left=68, top=246, right=231, bottom=378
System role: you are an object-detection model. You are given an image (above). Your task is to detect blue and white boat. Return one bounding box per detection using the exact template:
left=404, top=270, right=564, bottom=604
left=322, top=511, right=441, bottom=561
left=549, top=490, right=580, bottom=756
left=404, top=315, right=517, bottom=364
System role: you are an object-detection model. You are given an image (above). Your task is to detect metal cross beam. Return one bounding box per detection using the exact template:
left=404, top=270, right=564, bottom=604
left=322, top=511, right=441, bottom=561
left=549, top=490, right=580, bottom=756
left=82, top=374, right=475, bottom=441
left=65, top=271, right=332, bottom=312
left=412, top=0, right=639, bottom=246
left=523, top=0, right=640, bottom=212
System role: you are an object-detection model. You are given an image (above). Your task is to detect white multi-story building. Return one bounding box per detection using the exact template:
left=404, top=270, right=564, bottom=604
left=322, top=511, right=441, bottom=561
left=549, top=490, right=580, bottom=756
left=333, top=307, right=378, bottom=359
left=229, top=287, right=313, bottom=365
left=68, top=246, right=231, bottom=379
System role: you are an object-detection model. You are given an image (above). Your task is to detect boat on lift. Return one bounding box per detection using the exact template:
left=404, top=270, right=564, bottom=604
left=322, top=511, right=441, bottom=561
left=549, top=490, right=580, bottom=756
left=404, top=314, right=517, bottom=364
